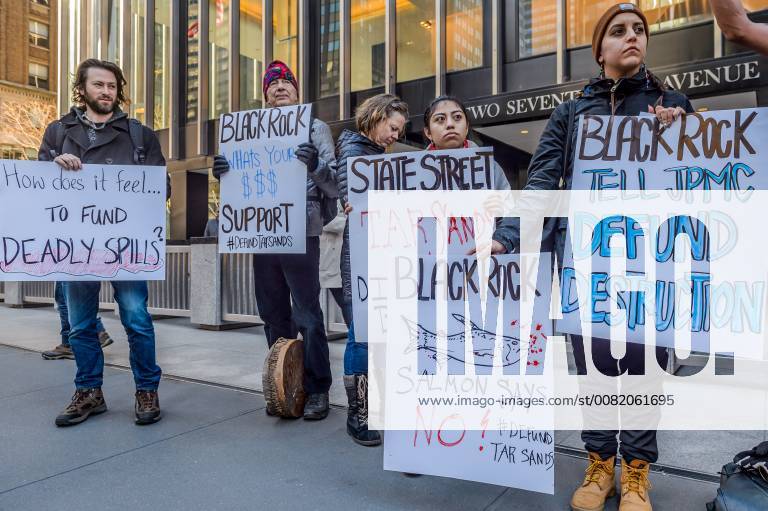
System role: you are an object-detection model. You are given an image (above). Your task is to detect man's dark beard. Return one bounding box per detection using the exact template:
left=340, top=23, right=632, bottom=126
left=84, top=94, right=116, bottom=115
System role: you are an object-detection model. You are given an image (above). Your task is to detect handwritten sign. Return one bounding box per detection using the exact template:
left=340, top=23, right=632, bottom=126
left=559, top=109, right=768, bottom=346
left=347, top=146, right=498, bottom=343
left=0, top=160, right=166, bottom=281
left=218, top=104, right=311, bottom=254
left=351, top=148, right=555, bottom=493
left=415, top=252, right=552, bottom=376
left=386, top=250, right=555, bottom=493
left=385, top=426, right=554, bottom=493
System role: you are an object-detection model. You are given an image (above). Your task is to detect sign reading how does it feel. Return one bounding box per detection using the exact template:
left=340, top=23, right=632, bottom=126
left=0, top=160, right=167, bottom=281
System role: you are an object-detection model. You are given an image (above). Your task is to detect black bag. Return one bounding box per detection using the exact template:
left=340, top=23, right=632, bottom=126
left=707, top=461, right=768, bottom=510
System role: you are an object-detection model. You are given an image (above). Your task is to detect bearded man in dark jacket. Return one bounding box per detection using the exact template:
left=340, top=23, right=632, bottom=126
left=38, top=59, right=166, bottom=428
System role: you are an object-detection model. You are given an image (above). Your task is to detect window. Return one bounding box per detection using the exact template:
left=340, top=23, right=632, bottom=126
left=744, top=0, right=768, bottom=10
left=65, top=1, right=83, bottom=108
left=209, top=0, right=230, bottom=120
left=351, top=0, right=385, bottom=91
left=320, top=0, right=340, bottom=97
left=641, top=0, right=711, bottom=34
left=567, top=0, right=628, bottom=49
left=154, top=0, right=172, bottom=129
left=240, top=0, right=263, bottom=111
left=107, top=0, right=123, bottom=66
left=447, top=0, right=483, bottom=72
left=518, top=0, right=557, bottom=58
left=397, top=0, right=435, bottom=82
left=130, top=0, right=146, bottom=123
left=28, top=62, right=49, bottom=89
left=1, top=146, right=27, bottom=160
left=187, top=0, right=200, bottom=122
left=566, top=0, right=765, bottom=49
left=273, top=0, right=299, bottom=80
left=29, top=20, right=49, bottom=48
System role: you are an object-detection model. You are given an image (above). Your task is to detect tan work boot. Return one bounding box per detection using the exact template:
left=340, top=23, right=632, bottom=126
left=571, top=452, right=616, bottom=511
left=619, top=458, right=652, bottom=511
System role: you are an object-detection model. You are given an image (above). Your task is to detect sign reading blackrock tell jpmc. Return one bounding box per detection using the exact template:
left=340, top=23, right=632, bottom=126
left=365, top=108, right=768, bottom=439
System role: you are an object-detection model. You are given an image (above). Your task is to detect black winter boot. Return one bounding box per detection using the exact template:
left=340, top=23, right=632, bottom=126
left=344, top=374, right=381, bottom=446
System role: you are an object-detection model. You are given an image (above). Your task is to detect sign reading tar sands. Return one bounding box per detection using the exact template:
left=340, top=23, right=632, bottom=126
left=465, top=55, right=763, bottom=125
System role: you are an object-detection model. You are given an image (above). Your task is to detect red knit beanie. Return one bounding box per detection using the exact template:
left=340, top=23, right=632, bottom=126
left=262, top=60, right=299, bottom=97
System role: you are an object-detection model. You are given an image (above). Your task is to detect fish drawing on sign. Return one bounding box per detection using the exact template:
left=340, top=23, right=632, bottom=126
left=403, top=313, right=521, bottom=369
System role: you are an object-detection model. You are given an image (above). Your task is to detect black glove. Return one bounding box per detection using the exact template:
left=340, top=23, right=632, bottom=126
left=295, top=142, right=319, bottom=173
left=212, top=155, right=230, bottom=180
left=735, top=441, right=768, bottom=480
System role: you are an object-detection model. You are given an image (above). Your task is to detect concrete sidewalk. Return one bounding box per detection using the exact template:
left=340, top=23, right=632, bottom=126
left=0, top=305, right=350, bottom=405
left=0, top=344, right=718, bottom=511
left=1, top=305, right=763, bottom=476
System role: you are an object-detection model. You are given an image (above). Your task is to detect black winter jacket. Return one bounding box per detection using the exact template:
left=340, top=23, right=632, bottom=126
left=335, top=129, right=385, bottom=304
left=492, top=69, right=694, bottom=254
left=334, top=129, right=385, bottom=207
left=39, top=107, right=166, bottom=166
left=38, top=107, right=169, bottom=196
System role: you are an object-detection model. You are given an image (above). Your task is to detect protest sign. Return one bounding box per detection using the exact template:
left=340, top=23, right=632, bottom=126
left=347, top=146, right=499, bottom=343
left=559, top=109, right=768, bottom=347
left=385, top=427, right=554, bottom=493
left=0, top=160, right=167, bottom=281
left=384, top=249, right=555, bottom=493
left=348, top=147, right=554, bottom=492
left=217, top=104, right=311, bottom=254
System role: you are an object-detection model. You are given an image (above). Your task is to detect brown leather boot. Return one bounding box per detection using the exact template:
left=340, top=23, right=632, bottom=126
left=42, top=344, right=74, bottom=360
left=570, top=452, right=616, bottom=511
left=619, top=458, right=652, bottom=511
left=135, top=390, right=162, bottom=425
left=55, top=388, right=107, bottom=426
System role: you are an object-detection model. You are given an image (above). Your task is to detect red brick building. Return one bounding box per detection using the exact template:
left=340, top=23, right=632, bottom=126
left=0, top=0, right=58, bottom=159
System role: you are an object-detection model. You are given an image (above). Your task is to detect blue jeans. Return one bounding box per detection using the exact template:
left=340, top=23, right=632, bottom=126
left=55, top=282, right=105, bottom=346
left=343, top=320, right=368, bottom=375
left=331, top=287, right=366, bottom=374
left=332, top=287, right=367, bottom=374
left=66, top=281, right=161, bottom=390
left=340, top=222, right=367, bottom=376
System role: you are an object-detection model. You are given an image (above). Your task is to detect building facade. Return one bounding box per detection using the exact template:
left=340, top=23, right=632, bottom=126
left=56, top=0, right=768, bottom=240
left=0, top=0, right=58, bottom=160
